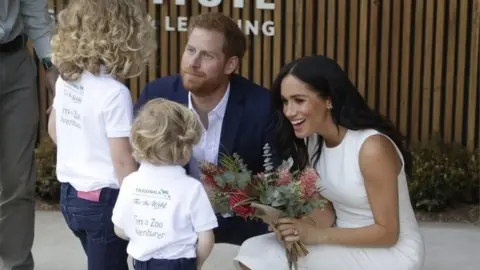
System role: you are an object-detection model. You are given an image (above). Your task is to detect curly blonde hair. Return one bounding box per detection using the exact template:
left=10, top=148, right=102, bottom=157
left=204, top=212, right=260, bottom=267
left=131, top=98, right=203, bottom=166
left=51, top=0, right=156, bottom=81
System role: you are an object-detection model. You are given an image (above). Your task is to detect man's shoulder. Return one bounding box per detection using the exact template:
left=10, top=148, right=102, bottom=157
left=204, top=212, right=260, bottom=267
left=231, top=75, right=272, bottom=112
left=231, top=74, right=270, bottom=98
left=143, top=74, right=182, bottom=95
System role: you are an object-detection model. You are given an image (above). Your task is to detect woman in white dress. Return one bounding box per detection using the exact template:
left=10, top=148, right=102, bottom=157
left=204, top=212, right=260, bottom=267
left=234, top=55, right=425, bottom=270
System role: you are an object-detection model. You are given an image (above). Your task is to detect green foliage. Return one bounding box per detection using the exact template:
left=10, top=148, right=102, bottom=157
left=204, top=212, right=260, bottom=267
left=214, top=171, right=251, bottom=190
left=35, top=137, right=60, bottom=201
left=409, top=133, right=478, bottom=212
left=218, top=152, right=250, bottom=174
left=200, top=144, right=327, bottom=219
left=466, top=149, right=480, bottom=202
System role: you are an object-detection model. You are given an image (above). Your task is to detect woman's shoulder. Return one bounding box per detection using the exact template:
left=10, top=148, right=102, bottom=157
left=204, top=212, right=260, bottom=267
left=346, top=129, right=385, bottom=150
left=349, top=129, right=404, bottom=165
left=348, top=128, right=381, bottom=140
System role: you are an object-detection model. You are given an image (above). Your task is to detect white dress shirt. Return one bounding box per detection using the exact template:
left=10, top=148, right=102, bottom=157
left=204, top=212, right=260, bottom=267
left=188, top=84, right=230, bottom=180
left=188, top=85, right=231, bottom=216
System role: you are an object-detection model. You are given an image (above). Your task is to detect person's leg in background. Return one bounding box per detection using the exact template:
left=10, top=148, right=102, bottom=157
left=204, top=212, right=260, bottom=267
left=0, top=48, right=38, bottom=270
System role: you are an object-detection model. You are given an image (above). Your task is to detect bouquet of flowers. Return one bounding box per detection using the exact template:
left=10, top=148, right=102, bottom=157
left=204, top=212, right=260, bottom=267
left=199, top=144, right=327, bottom=270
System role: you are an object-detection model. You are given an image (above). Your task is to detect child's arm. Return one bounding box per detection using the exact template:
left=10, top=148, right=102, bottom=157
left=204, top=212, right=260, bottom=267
left=47, top=108, right=57, bottom=144
left=108, top=137, right=137, bottom=185
left=114, top=226, right=130, bottom=240
left=103, top=88, right=138, bottom=185
left=189, top=182, right=219, bottom=269
left=196, top=230, right=215, bottom=269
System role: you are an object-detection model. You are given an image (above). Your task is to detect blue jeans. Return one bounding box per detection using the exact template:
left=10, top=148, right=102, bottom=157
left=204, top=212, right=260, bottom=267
left=133, top=258, right=197, bottom=270
left=60, top=183, right=129, bottom=270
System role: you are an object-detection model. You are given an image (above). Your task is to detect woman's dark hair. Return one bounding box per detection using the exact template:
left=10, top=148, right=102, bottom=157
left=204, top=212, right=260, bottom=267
left=271, top=55, right=412, bottom=178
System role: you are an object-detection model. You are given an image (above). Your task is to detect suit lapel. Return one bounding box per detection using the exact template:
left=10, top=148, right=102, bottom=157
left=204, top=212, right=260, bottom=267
left=219, top=79, right=244, bottom=157
left=173, top=75, right=245, bottom=170
left=171, top=76, right=189, bottom=173
left=172, top=77, right=188, bottom=105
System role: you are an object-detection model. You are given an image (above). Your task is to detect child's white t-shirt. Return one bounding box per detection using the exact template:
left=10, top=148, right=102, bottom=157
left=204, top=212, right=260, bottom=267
left=111, top=163, right=218, bottom=261
left=53, top=70, right=133, bottom=191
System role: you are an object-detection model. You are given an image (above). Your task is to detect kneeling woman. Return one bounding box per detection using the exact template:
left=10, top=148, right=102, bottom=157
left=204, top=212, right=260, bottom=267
left=234, top=55, right=425, bottom=270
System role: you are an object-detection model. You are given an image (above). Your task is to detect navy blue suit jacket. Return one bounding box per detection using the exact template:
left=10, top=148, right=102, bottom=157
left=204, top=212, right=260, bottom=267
left=134, top=74, right=278, bottom=175
left=134, top=74, right=279, bottom=245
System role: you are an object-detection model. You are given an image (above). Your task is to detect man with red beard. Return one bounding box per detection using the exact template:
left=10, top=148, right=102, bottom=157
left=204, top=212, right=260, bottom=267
left=134, top=12, right=278, bottom=245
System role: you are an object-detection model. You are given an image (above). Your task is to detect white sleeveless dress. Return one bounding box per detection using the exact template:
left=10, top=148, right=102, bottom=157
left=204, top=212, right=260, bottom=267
left=233, top=129, right=425, bottom=270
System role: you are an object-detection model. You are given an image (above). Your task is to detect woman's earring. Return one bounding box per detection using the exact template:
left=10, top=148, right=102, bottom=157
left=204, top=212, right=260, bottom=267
left=327, top=103, right=333, bottom=110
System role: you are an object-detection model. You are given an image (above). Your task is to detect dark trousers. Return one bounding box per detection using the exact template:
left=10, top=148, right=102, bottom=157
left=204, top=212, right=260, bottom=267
left=213, top=214, right=269, bottom=245
left=134, top=258, right=197, bottom=270
left=60, top=183, right=129, bottom=270
left=0, top=48, right=38, bottom=270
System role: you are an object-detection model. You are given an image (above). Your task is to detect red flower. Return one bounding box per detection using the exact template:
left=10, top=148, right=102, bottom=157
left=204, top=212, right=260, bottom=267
left=201, top=174, right=218, bottom=189
left=228, top=191, right=255, bottom=219
left=298, top=168, right=319, bottom=198
left=199, top=162, right=228, bottom=191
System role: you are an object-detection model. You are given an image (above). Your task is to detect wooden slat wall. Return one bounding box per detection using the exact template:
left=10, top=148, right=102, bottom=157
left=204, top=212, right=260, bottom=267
left=37, top=0, right=479, bottom=150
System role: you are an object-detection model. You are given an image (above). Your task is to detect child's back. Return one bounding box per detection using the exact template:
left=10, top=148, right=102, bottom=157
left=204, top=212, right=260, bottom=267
left=46, top=1, right=156, bottom=269
left=114, top=163, right=217, bottom=261
left=112, top=99, right=218, bottom=270
left=54, top=70, right=132, bottom=190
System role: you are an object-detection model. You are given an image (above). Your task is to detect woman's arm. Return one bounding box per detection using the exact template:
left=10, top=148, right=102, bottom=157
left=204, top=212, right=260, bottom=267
left=304, top=198, right=336, bottom=228
left=47, top=108, right=57, bottom=144
left=278, top=134, right=401, bottom=247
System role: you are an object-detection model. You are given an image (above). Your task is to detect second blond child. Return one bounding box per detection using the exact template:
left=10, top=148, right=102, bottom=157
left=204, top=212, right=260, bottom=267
left=111, top=98, right=218, bottom=270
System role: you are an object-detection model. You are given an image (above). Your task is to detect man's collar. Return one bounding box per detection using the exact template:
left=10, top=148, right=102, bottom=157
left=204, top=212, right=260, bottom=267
left=188, top=83, right=231, bottom=119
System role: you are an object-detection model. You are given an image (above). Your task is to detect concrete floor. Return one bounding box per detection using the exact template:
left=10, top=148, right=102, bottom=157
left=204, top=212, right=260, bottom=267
left=24, top=211, right=480, bottom=270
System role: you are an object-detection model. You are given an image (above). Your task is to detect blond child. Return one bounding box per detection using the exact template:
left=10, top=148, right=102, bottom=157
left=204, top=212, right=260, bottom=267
left=112, top=98, right=218, bottom=270
left=46, top=0, right=155, bottom=269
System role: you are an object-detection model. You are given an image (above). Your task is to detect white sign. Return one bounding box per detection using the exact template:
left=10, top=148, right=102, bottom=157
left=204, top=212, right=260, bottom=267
left=154, top=0, right=275, bottom=36
left=153, top=0, right=274, bottom=9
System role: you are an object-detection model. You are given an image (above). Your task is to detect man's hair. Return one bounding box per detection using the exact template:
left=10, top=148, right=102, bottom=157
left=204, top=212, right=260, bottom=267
left=131, top=99, right=203, bottom=165
left=188, top=12, right=247, bottom=59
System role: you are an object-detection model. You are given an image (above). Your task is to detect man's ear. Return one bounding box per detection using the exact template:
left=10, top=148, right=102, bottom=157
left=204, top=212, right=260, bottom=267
left=224, top=56, right=239, bottom=75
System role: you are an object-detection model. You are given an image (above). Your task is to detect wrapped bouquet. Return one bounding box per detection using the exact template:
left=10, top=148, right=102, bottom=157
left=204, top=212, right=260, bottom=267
left=199, top=144, right=327, bottom=270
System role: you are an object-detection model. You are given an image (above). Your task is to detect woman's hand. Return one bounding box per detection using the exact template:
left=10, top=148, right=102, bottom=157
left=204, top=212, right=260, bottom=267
left=272, top=217, right=325, bottom=245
